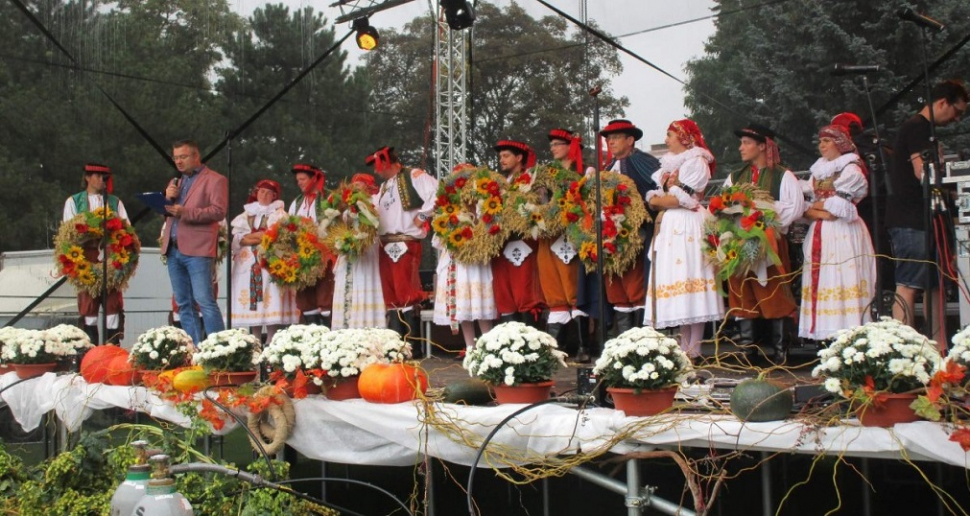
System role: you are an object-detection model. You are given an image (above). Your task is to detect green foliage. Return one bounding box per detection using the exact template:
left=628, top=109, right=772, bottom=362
left=364, top=1, right=628, bottom=169
left=685, top=0, right=970, bottom=173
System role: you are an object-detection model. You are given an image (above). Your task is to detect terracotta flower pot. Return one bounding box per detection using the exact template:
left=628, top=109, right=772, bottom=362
left=0, top=364, right=13, bottom=375
left=208, top=370, right=258, bottom=387
left=491, top=380, right=554, bottom=405
left=855, top=393, right=920, bottom=428
left=323, top=376, right=360, bottom=401
left=12, top=362, right=58, bottom=380
left=607, top=386, right=679, bottom=417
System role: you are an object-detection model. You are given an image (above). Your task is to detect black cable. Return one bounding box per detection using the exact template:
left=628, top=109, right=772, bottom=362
left=200, top=386, right=277, bottom=481
left=203, top=29, right=354, bottom=161
left=532, top=0, right=816, bottom=159
left=0, top=376, right=37, bottom=397
left=465, top=394, right=592, bottom=516
left=274, top=477, right=415, bottom=516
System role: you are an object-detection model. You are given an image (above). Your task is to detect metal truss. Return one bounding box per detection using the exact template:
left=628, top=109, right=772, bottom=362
left=330, top=0, right=417, bottom=23
left=433, top=7, right=469, bottom=179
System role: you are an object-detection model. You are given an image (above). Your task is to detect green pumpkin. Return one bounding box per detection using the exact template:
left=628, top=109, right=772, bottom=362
left=730, top=378, right=793, bottom=422
left=442, top=378, right=493, bottom=405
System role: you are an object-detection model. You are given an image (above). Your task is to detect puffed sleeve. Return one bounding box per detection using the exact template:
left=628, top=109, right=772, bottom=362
left=775, top=171, right=806, bottom=230
left=63, top=197, right=77, bottom=222
left=669, top=157, right=712, bottom=209
left=411, top=169, right=439, bottom=219
left=229, top=212, right=249, bottom=254
left=822, top=163, right=868, bottom=221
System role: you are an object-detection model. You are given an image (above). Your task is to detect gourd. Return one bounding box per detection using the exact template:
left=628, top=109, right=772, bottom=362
left=730, top=377, right=793, bottom=422
left=358, top=363, right=429, bottom=403
left=442, top=379, right=493, bottom=405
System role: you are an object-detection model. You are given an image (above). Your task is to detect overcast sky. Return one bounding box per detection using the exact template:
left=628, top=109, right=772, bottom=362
left=229, top=0, right=717, bottom=148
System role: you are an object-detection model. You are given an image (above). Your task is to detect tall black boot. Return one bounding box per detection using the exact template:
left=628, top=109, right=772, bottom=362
left=499, top=314, right=515, bottom=324
left=768, top=318, right=788, bottom=364
left=631, top=309, right=645, bottom=329
left=574, top=317, right=592, bottom=363
left=387, top=310, right=406, bottom=338
left=106, top=312, right=125, bottom=345
left=319, top=313, right=332, bottom=329
left=614, top=311, right=633, bottom=336
left=83, top=324, right=99, bottom=346
left=546, top=322, right=562, bottom=339
left=404, top=309, right=424, bottom=359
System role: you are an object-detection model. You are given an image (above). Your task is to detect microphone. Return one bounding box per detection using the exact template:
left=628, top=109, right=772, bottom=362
left=897, top=8, right=945, bottom=33
left=831, top=64, right=881, bottom=76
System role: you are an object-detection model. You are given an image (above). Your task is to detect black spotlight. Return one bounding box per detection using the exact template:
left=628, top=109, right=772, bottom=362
left=441, top=0, right=476, bottom=31
left=353, top=17, right=379, bottom=51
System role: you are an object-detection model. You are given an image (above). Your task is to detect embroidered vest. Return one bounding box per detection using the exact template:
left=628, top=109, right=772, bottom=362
left=729, top=164, right=786, bottom=200
left=392, top=169, right=425, bottom=211
left=72, top=191, right=120, bottom=214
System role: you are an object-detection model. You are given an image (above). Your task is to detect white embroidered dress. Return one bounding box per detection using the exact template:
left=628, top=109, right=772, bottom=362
left=230, top=200, right=300, bottom=327
left=332, top=241, right=386, bottom=330
left=643, top=147, right=724, bottom=328
left=432, top=238, right=497, bottom=330
left=799, top=153, right=876, bottom=340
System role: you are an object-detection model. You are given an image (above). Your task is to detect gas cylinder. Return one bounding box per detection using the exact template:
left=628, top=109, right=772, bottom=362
left=109, top=440, right=151, bottom=516
left=129, top=454, right=193, bottom=516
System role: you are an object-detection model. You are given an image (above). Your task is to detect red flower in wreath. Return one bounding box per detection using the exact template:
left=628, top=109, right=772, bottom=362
left=487, top=181, right=500, bottom=195
left=462, top=227, right=473, bottom=239
left=489, top=225, right=501, bottom=235
left=286, top=222, right=297, bottom=232
left=604, top=242, right=617, bottom=254
left=455, top=177, right=468, bottom=188
left=75, top=223, right=89, bottom=233
left=617, top=183, right=628, bottom=192
left=566, top=212, right=579, bottom=223
left=514, top=173, right=532, bottom=185
left=445, top=185, right=457, bottom=195
left=708, top=195, right=724, bottom=213
left=106, top=218, right=123, bottom=231
left=482, top=213, right=493, bottom=224
left=740, top=211, right=763, bottom=231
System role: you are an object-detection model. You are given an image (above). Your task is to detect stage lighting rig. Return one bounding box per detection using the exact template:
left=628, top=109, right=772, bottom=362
left=353, top=17, right=379, bottom=50
left=441, top=0, right=475, bottom=30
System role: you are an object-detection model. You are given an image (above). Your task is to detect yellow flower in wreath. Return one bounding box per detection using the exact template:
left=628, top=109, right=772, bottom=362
left=65, top=246, right=85, bottom=263
left=443, top=204, right=458, bottom=216
left=579, top=241, right=597, bottom=260
left=268, top=260, right=286, bottom=276
left=448, top=229, right=468, bottom=247
left=283, top=268, right=297, bottom=283
left=75, top=261, right=91, bottom=273
left=116, top=249, right=130, bottom=264
left=432, top=216, right=450, bottom=233
left=530, top=212, right=544, bottom=223
left=77, top=271, right=95, bottom=285
left=617, top=227, right=630, bottom=239
left=260, top=234, right=272, bottom=248
left=725, top=249, right=738, bottom=261
left=475, top=178, right=492, bottom=195
left=484, top=196, right=503, bottom=215
left=298, top=245, right=315, bottom=260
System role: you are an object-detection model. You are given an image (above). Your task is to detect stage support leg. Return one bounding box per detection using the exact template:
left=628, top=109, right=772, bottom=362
left=542, top=477, right=550, bottom=516
left=861, top=458, right=871, bottom=516
left=320, top=461, right=328, bottom=502
left=568, top=460, right=695, bottom=516
left=424, top=456, right=435, bottom=516
left=761, top=452, right=772, bottom=516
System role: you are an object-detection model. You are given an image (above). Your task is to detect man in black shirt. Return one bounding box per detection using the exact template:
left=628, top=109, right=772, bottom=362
left=885, top=79, right=968, bottom=342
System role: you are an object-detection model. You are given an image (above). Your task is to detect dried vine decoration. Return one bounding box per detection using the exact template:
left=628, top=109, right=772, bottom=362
left=318, top=181, right=380, bottom=262
left=561, top=171, right=650, bottom=277
left=54, top=207, right=141, bottom=297
left=505, top=163, right=579, bottom=240
left=432, top=166, right=511, bottom=264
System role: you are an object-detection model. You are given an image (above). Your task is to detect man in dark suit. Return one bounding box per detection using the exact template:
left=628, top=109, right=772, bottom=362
left=162, top=139, right=228, bottom=344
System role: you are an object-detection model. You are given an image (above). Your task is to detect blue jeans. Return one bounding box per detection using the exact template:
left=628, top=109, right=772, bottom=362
left=167, top=248, right=224, bottom=344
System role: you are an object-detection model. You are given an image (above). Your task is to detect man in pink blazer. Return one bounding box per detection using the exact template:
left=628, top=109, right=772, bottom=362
left=162, top=139, right=228, bottom=344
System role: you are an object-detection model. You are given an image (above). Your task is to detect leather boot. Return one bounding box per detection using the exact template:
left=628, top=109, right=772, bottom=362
left=768, top=318, right=788, bottom=364
left=735, top=318, right=758, bottom=360
left=546, top=322, right=562, bottom=340
left=574, top=317, right=591, bottom=363
left=83, top=324, right=99, bottom=346
left=319, top=313, right=332, bottom=329
left=614, top=311, right=633, bottom=336
left=106, top=312, right=125, bottom=345
left=631, top=309, right=645, bottom=329
left=499, top=314, right=515, bottom=324
left=387, top=310, right=406, bottom=338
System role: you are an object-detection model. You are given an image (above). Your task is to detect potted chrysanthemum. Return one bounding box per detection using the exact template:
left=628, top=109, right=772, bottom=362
left=258, top=324, right=330, bottom=397
left=315, top=328, right=388, bottom=400
left=192, top=328, right=261, bottom=386
left=0, top=327, right=23, bottom=374
left=593, top=326, right=693, bottom=416
left=129, top=326, right=194, bottom=384
left=946, top=326, right=970, bottom=384
left=811, top=318, right=942, bottom=427
left=462, top=322, right=568, bottom=404
left=1, top=329, right=79, bottom=379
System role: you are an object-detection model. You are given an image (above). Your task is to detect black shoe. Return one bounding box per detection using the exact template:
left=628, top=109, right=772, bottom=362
left=767, top=318, right=788, bottom=365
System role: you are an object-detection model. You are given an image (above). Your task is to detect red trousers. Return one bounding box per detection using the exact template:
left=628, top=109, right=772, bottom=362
left=378, top=240, right=426, bottom=310
left=296, top=264, right=335, bottom=313
left=605, top=252, right=646, bottom=309
left=492, top=239, right=545, bottom=315
left=537, top=238, right=578, bottom=312
left=728, top=238, right=796, bottom=319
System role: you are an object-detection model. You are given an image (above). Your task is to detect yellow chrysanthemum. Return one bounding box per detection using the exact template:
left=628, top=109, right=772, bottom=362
left=65, top=246, right=85, bottom=263
left=484, top=196, right=503, bottom=215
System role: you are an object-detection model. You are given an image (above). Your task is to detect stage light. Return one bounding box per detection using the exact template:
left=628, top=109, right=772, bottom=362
left=440, top=0, right=475, bottom=31
left=353, top=17, right=379, bottom=51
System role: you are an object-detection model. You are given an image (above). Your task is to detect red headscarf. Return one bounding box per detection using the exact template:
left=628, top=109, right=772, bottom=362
left=292, top=163, right=325, bottom=202
left=351, top=173, right=379, bottom=195
left=365, top=146, right=394, bottom=174
left=247, top=179, right=281, bottom=204
left=818, top=125, right=856, bottom=154
left=667, top=119, right=716, bottom=174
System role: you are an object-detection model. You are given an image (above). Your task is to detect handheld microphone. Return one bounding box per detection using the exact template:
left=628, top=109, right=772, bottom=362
left=897, top=8, right=945, bottom=33
left=831, top=64, right=881, bottom=76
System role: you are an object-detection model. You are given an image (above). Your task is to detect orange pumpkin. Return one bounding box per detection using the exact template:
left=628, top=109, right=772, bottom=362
left=359, top=363, right=428, bottom=404
left=80, top=345, right=127, bottom=384
left=105, top=352, right=136, bottom=386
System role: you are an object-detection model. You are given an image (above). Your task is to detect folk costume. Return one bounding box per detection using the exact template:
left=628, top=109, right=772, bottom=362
left=331, top=174, right=386, bottom=329
left=492, top=140, right=546, bottom=324
left=644, top=120, right=723, bottom=358
left=799, top=125, right=875, bottom=340
left=724, top=124, right=804, bottom=362
left=62, top=163, right=129, bottom=344
left=368, top=147, right=438, bottom=339
left=287, top=164, right=335, bottom=326
left=230, top=180, right=299, bottom=335
left=539, top=129, right=583, bottom=340
left=601, top=119, right=660, bottom=334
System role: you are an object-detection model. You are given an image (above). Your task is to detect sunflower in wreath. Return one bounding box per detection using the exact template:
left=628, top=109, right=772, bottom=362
left=432, top=165, right=511, bottom=264
left=561, top=171, right=650, bottom=277
left=54, top=206, right=141, bottom=297
left=703, top=183, right=781, bottom=290
left=260, top=215, right=333, bottom=290
left=318, top=180, right=380, bottom=261
left=505, top=163, right=580, bottom=240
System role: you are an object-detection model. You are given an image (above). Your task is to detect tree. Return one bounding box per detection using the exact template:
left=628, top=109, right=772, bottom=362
left=684, top=0, right=970, bottom=174
left=216, top=3, right=375, bottom=209
left=363, top=1, right=628, bottom=172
